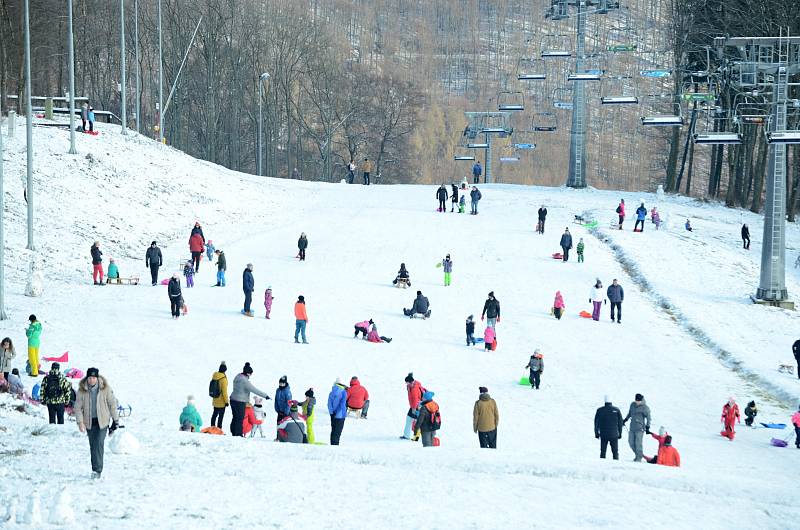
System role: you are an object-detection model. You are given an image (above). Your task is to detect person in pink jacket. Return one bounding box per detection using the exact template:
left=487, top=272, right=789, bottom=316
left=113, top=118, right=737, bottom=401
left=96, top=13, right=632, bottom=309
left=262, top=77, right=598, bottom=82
left=484, top=326, right=496, bottom=351
left=264, top=287, right=273, bottom=319
left=367, top=323, right=392, bottom=343
left=720, top=397, right=740, bottom=440
left=792, top=405, right=800, bottom=449
left=354, top=319, right=372, bottom=339
left=616, top=199, right=625, bottom=230
left=553, top=291, right=565, bottom=320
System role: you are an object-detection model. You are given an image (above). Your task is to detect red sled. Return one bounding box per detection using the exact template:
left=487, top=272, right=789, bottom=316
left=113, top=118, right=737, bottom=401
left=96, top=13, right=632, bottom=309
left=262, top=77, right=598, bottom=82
left=579, top=310, right=592, bottom=319
left=433, top=436, right=441, bottom=446
left=85, top=131, right=99, bottom=136
left=43, top=351, right=68, bottom=363
left=551, top=253, right=563, bottom=260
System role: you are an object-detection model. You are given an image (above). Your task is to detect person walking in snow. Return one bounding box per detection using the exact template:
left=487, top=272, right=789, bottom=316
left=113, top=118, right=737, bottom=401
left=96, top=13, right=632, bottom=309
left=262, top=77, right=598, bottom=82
left=744, top=400, right=758, bottom=427
left=441, top=254, right=453, bottom=286
left=145, top=241, right=163, bottom=286
left=606, top=279, right=624, bottom=324
left=537, top=205, right=547, bottom=234
left=87, top=106, right=95, bottom=132
left=179, top=395, right=203, bottom=432
left=299, top=388, right=316, bottom=443
left=792, top=404, right=800, bottom=449
left=416, top=391, right=441, bottom=447
left=473, top=386, right=499, bottom=448
left=40, top=362, right=72, bottom=424
left=297, top=232, right=308, bottom=261
left=553, top=291, right=565, bottom=320
left=25, top=314, right=42, bottom=376
left=402, top=373, right=424, bottom=440
left=328, top=377, right=348, bottom=445
left=470, top=186, right=482, bottom=215
left=168, top=273, right=183, bottom=319
left=559, top=228, right=573, bottom=262
left=483, top=325, right=496, bottom=351
left=242, top=263, right=255, bottom=317
left=616, top=199, right=625, bottom=230
left=214, top=249, right=226, bottom=286
left=347, top=159, right=356, bottom=184
left=465, top=315, right=476, bottom=346
left=450, top=184, right=459, bottom=212
left=472, top=161, right=482, bottom=184
left=525, top=349, right=544, bottom=389
left=741, top=224, right=750, bottom=250
left=720, top=397, right=740, bottom=440
left=362, top=158, right=372, bottom=185
left=622, top=393, right=651, bottom=462
left=793, top=339, right=800, bottom=380
left=346, top=376, right=370, bottom=418
left=594, top=396, right=623, bottom=460
left=0, top=337, right=15, bottom=381
left=436, top=184, right=449, bottom=212
left=576, top=238, right=585, bottom=263
left=589, top=279, right=606, bottom=321
left=74, top=367, right=119, bottom=479
left=274, top=375, right=292, bottom=425
left=91, top=241, right=104, bottom=285
left=189, top=230, right=204, bottom=273
left=205, top=240, right=215, bottom=262
left=634, top=202, right=647, bottom=232
left=229, top=362, right=270, bottom=437
left=650, top=207, right=662, bottom=229
left=264, top=286, right=273, bottom=318
left=481, top=291, right=500, bottom=328
left=183, top=259, right=195, bottom=288
left=294, top=295, right=309, bottom=343
left=209, top=362, right=229, bottom=429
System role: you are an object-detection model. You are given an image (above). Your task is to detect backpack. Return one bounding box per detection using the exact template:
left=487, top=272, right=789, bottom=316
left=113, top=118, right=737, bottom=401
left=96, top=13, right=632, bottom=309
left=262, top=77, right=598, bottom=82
left=44, top=374, right=61, bottom=401
left=616, top=205, right=621, bottom=214
left=208, top=377, right=221, bottom=398
left=429, top=405, right=442, bottom=431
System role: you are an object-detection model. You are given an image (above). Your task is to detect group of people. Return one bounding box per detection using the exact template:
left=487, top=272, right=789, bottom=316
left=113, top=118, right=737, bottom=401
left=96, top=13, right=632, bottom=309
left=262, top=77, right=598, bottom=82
left=347, top=158, right=373, bottom=185
left=436, top=183, right=482, bottom=215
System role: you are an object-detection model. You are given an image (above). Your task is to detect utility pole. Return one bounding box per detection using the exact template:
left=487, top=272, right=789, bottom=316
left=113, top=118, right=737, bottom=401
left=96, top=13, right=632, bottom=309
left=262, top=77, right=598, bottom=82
left=120, top=0, right=127, bottom=135
left=566, top=0, right=587, bottom=188
left=67, top=0, right=77, bottom=154
left=24, top=0, right=34, bottom=250
left=134, top=0, right=140, bottom=134
left=158, top=0, right=164, bottom=143
left=0, top=113, right=8, bottom=319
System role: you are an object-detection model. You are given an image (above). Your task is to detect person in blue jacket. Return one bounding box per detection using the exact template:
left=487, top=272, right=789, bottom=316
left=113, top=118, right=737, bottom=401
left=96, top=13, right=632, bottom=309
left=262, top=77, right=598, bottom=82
left=274, top=375, right=292, bottom=424
left=242, top=263, right=255, bottom=316
left=327, top=377, right=348, bottom=445
left=472, top=161, right=482, bottom=184
left=634, top=203, right=647, bottom=232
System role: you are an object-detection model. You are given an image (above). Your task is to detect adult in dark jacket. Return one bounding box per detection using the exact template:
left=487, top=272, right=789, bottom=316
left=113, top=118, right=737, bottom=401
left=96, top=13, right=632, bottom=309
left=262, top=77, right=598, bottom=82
left=242, top=263, right=255, bottom=316
left=594, top=397, right=624, bottom=459
left=537, top=206, right=547, bottom=234
left=741, top=224, right=750, bottom=250
left=472, top=162, right=482, bottom=184
left=167, top=273, right=183, bottom=318
left=229, top=362, right=270, bottom=437
left=793, top=339, right=800, bottom=380
left=404, top=290, right=430, bottom=318
left=450, top=184, right=459, bottom=212
left=481, top=291, right=500, bottom=328
left=559, top=228, right=573, bottom=262
left=90, top=241, right=104, bottom=285
left=274, top=376, right=292, bottom=424
left=298, top=233, right=308, bottom=261
left=145, top=241, right=163, bottom=286
left=40, top=362, right=73, bottom=424
left=606, top=279, right=624, bottom=324
left=436, top=185, right=448, bottom=212
left=470, top=186, right=482, bottom=215
left=622, top=393, right=651, bottom=462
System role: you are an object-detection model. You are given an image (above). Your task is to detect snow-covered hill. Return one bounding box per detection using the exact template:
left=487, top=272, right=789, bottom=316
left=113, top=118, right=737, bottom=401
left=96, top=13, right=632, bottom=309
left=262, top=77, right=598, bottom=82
left=0, top=117, right=798, bottom=529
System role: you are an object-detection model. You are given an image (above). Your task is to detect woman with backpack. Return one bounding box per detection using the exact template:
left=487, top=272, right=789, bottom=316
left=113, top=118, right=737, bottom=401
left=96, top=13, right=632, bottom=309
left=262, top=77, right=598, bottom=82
left=209, top=362, right=229, bottom=429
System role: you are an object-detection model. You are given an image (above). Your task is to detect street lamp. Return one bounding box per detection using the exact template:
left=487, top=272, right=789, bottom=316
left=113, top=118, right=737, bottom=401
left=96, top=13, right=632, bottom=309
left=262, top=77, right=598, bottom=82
left=257, top=72, right=270, bottom=176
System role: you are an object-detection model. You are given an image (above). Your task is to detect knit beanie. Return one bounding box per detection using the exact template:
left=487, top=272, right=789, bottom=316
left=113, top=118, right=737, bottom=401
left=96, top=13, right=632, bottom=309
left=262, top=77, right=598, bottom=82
left=478, top=386, right=488, bottom=394
left=243, top=362, right=253, bottom=375
left=422, top=391, right=434, bottom=401
left=305, top=388, right=314, bottom=398
left=219, top=361, right=227, bottom=373
left=404, top=373, right=414, bottom=383
left=635, top=393, right=644, bottom=401
left=86, top=367, right=100, bottom=378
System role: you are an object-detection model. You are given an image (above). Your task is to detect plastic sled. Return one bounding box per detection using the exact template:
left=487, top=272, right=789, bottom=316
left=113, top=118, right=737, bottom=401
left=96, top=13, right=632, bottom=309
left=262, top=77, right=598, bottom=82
left=475, top=337, right=484, bottom=343
left=437, top=207, right=442, bottom=212
left=160, top=278, right=170, bottom=285
left=582, top=220, right=599, bottom=229
left=760, top=423, right=786, bottom=429
left=43, top=351, right=68, bottom=363
left=518, top=376, right=532, bottom=386
left=552, top=253, right=563, bottom=260
left=65, top=368, right=84, bottom=379
left=32, top=383, right=41, bottom=401
left=201, top=426, right=224, bottom=435
left=579, top=310, right=592, bottom=318
left=770, top=438, right=789, bottom=447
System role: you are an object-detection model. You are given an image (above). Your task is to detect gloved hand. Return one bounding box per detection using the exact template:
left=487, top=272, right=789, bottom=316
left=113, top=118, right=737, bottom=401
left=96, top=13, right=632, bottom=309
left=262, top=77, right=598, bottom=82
left=480, top=316, right=484, bottom=321
left=618, top=435, right=622, bottom=439
left=645, top=428, right=651, bottom=435
left=108, top=420, right=119, bottom=435
left=496, top=317, right=501, bottom=323
left=595, top=434, right=599, bottom=439
left=589, top=299, right=592, bottom=303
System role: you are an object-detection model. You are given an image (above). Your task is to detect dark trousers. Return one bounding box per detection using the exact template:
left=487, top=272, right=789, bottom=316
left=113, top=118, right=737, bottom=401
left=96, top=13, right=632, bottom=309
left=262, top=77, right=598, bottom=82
left=600, top=437, right=619, bottom=459
left=529, top=371, right=541, bottom=389
left=554, top=307, right=563, bottom=320
left=191, top=251, right=201, bottom=272
left=795, top=425, right=800, bottom=448
left=610, top=302, right=622, bottom=322
left=47, top=403, right=65, bottom=424
left=796, top=355, right=800, bottom=379
left=363, top=172, right=370, bottom=185
left=211, top=407, right=225, bottom=428
left=330, top=415, right=345, bottom=445
left=170, top=298, right=181, bottom=317
left=438, top=199, right=446, bottom=211
left=473, top=174, right=480, bottom=184
left=230, top=400, right=246, bottom=436
left=743, top=237, right=750, bottom=249
left=244, top=290, right=253, bottom=313
left=348, top=170, right=354, bottom=184
left=478, top=429, right=497, bottom=448
left=150, top=264, right=160, bottom=285
left=562, top=247, right=569, bottom=262
left=88, top=418, right=107, bottom=473
left=277, top=412, right=287, bottom=425
left=634, top=219, right=644, bottom=231
left=466, top=332, right=475, bottom=345
left=299, top=248, right=306, bottom=260
left=354, top=326, right=368, bottom=338
left=360, top=400, right=370, bottom=418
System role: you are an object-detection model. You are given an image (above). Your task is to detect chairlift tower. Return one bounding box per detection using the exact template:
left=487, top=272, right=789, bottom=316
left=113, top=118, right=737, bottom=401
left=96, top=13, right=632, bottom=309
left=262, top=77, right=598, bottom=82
left=714, top=32, right=800, bottom=308
left=463, top=111, right=513, bottom=183
left=546, top=0, right=620, bottom=188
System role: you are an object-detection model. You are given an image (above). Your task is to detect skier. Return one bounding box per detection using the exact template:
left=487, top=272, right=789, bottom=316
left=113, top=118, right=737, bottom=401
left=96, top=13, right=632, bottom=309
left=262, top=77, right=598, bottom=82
left=483, top=326, right=496, bottom=351
left=264, top=286, right=273, bottom=318
left=189, top=230, right=204, bottom=272
left=74, top=367, right=119, bottom=479
left=277, top=401, right=307, bottom=443
left=91, top=241, right=104, bottom=285
left=436, top=184, right=449, bottom=212
left=594, top=396, right=624, bottom=460
left=792, top=404, right=800, bottom=449
left=299, top=388, right=316, bottom=443
left=327, top=377, right=348, bottom=445
left=214, top=249, right=226, bottom=286
left=450, top=184, right=459, bottom=212
left=537, top=205, right=547, bottom=234
left=393, top=263, right=411, bottom=287
left=720, top=396, right=740, bottom=440
left=744, top=400, right=758, bottom=427
left=40, top=362, right=72, bottom=424
left=25, top=314, right=42, bottom=376
left=470, top=186, right=482, bottom=215
left=559, top=228, right=573, bottom=262
left=183, top=259, right=195, bottom=288
left=145, top=241, right=163, bottom=286
left=402, top=373, right=424, bottom=440
left=179, top=395, right=203, bottom=432
left=553, top=291, right=565, bottom=320
left=0, top=337, right=15, bottom=380
left=294, top=295, right=309, bottom=343
left=403, top=290, right=430, bottom=319
left=589, top=279, right=606, bottom=321
left=465, top=315, right=476, bottom=346
left=441, top=254, right=453, bottom=286
left=525, top=350, right=544, bottom=389
left=473, top=386, right=499, bottom=448
left=416, top=391, right=440, bottom=447
left=576, top=238, right=585, bottom=263
left=168, top=273, right=182, bottom=319
left=229, top=362, right=270, bottom=437
left=606, top=279, right=624, bottom=324
left=242, top=263, right=255, bottom=317
left=741, top=224, right=750, bottom=250
left=634, top=202, right=647, bottom=232
left=472, top=161, right=482, bottom=184
left=346, top=376, right=370, bottom=418
left=616, top=199, right=625, bottom=230
left=622, top=393, right=651, bottom=462
left=297, top=232, right=308, bottom=261
left=209, top=361, right=229, bottom=429
left=481, top=291, right=500, bottom=328
left=274, top=376, right=292, bottom=425
left=362, top=157, right=372, bottom=185
left=366, top=322, right=392, bottom=343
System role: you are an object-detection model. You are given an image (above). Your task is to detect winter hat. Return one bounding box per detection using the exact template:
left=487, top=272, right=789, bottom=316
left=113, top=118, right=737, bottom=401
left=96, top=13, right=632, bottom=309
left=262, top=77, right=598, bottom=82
left=151, top=241, right=157, bottom=246
left=208, top=239, right=212, bottom=244
left=267, top=286, right=272, bottom=290
left=368, top=319, right=374, bottom=325
left=728, top=396, right=736, bottom=404
left=664, top=435, right=672, bottom=445
left=479, top=386, right=488, bottom=394
left=247, top=263, right=253, bottom=269
left=467, top=314, right=473, bottom=321
left=416, top=290, right=422, bottom=296
left=305, top=388, right=314, bottom=398
left=488, top=291, right=494, bottom=298
left=603, top=395, right=610, bottom=404
left=254, top=396, right=263, bottom=405
left=534, top=348, right=541, bottom=355
left=747, top=400, right=756, bottom=408
left=86, top=367, right=99, bottom=378
left=172, top=272, right=180, bottom=279
left=29, top=314, right=37, bottom=322
left=218, top=362, right=227, bottom=373
left=422, top=391, right=434, bottom=401
left=334, top=377, right=343, bottom=385
left=351, top=376, right=359, bottom=383
left=635, top=393, right=644, bottom=401
left=290, top=401, right=299, bottom=412
left=243, top=362, right=253, bottom=375
left=51, top=362, right=60, bottom=370
left=109, top=258, right=115, bottom=263
left=298, top=295, right=305, bottom=302
left=658, top=426, right=666, bottom=437
left=187, top=395, right=195, bottom=404
left=279, top=375, right=288, bottom=385
left=404, top=373, right=414, bottom=383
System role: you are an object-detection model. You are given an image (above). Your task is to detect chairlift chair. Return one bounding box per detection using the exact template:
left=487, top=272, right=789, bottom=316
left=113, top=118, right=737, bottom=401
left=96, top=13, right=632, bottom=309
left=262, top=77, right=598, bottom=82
left=693, top=109, right=742, bottom=145
left=532, top=112, right=558, bottom=132
left=641, top=98, right=684, bottom=127
left=765, top=108, right=800, bottom=144
left=541, top=34, right=571, bottom=58
left=517, top=57, right=547, bottom=81
left=601, top=76, right=639, bottom=105
left=498, top=91, right=525, bottom=111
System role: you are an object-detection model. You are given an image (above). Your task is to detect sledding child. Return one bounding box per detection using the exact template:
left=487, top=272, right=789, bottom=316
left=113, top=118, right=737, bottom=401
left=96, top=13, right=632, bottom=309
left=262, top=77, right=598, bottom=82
left=685, top=219, right=693, bottom=232
left=720, top=397, right=740, bottom=440
left=441, top=254, right=453, bottom=286
left=553, top=291, right=565, bottom=320
left=744, top=400, right=758, bottom=427
left=576, top=238, right=585, bottom=263
left=205, top=240, right=215, bottom=262
left=179, top=395, right=202, bottom=432
left=299, top=388, right=316, bottom=444
left=183, top=259, right=195, bottom=288
left=107, top=258, right=120, bottom=283
left=367, top=322, right=392, bottom=343
left=792, top=404, right=800, bottom=449
left=466, top=315, right=476, bottom=346
left=264, top=286, right=273, bottom=319
left=525, top=349, right=544, bottom=389
left=484, top=326, right=496, bottom=351
left=646, top=431, right=680, bottom=467
left=8, top=368, right=24, bottom=396
left=250, top=396, right=267, bottom=437
left=354, top=319, right=372, bottom=339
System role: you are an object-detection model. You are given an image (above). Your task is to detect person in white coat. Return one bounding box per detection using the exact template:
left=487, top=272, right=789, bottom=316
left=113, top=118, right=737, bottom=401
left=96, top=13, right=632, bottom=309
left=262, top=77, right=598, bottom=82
left=589, top=279, right=606, bottom=321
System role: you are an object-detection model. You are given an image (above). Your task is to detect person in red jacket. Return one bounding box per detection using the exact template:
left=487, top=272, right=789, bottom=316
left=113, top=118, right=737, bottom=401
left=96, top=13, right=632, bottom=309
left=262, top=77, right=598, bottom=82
left=645, top=427, right=680, bottom=466
left=720, top=397, right=740, bottom=441
left=189, top=232, right=205, bottom=272
left=402, top=373, right=424, bottom=440
left=242, top=402, right=263, bottom=437
left=346, top=376, right=370, bottom=419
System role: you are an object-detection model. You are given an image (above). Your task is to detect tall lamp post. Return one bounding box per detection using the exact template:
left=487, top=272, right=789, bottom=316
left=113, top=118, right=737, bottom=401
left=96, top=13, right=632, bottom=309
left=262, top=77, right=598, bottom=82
left=67, top=0, right=77, bottom=154
left=0, top=112, right=7, bottom=319
left=257, top=72, right=270, bottom=176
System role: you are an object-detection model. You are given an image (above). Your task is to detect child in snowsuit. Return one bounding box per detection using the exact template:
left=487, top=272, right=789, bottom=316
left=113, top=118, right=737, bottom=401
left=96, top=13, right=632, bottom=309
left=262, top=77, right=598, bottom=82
left=179, top=395, right=203, bottom=432
left=525, top=349, right=544, bottom=389
left=299, top=388, right=316, bottom=444
left=576, top=238, right=585, bottom=263
left=183, top=260, right=195, bottom=288
left=250, top=396, right=267, bottom=437
left=553, top=291, right=565, bottom=320
left=720, top=397, right=740, bottom=440
left=441, top=254, right=453, bottom=286
left=744, top=400, right=757, bottom=427
left=107, top=258, right=120, bottom=283
left=466, top=315, right=476, bottom=346
left=458, top=194, right=466, bottom=213
left=354, top=319, right=372, bottom=339
left=264, top=287, right=273, bottom=319
left=205, top=240, right=215, bottom=262
left=484, top=326, right=496, bottom=351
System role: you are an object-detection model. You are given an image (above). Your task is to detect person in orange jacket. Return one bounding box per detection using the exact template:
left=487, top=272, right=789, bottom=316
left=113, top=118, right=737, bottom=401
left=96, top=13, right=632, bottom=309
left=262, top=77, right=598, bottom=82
left=294, top=295, right=308, bottom=344
left=242, top=401, right=263, bottom=436
left=720, top=397, right=740, bottom=441
left=645, top=426, right=680, bottom=466
left=346, top=376, right=370, bottom=418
